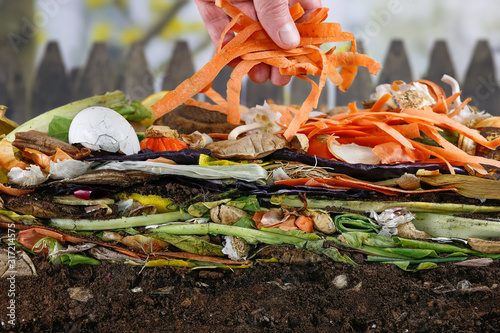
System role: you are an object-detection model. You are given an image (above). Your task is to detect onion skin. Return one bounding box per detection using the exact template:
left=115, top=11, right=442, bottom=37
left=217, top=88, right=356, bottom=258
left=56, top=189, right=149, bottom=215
left=474, top=117, right=500, bottom=129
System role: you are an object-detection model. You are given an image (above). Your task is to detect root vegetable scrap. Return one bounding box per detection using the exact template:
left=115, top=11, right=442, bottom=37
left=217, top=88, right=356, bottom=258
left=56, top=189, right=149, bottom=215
left=153, top=0, right=381, bottom=141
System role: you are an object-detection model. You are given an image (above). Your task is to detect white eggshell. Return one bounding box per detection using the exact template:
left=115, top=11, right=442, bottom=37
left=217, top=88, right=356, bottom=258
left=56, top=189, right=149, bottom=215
left=68, top=106, right=140, bottom=155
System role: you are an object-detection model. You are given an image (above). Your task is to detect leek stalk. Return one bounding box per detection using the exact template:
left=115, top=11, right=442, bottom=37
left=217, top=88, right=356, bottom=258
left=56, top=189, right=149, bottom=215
left=268, top=195, right=500, bottom=214
left=4, top=91, right=127, bottom=142
left=152, top=223, right=356, bottom=265
left=412, top=212, right=500, bottom=239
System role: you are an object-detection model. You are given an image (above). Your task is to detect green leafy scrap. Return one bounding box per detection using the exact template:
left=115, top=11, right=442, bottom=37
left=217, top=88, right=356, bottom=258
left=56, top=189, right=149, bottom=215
left=111, top=100, right=152, bottom=122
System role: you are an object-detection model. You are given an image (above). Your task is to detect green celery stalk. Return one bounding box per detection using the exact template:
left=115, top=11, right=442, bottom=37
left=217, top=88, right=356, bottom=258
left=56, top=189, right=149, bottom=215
left=50, top=211, right=195, bottom=231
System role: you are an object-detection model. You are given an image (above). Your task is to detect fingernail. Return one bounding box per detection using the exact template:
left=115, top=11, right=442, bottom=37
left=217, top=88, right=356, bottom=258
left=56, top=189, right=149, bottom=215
left=278, top=23, right=300, bottom=48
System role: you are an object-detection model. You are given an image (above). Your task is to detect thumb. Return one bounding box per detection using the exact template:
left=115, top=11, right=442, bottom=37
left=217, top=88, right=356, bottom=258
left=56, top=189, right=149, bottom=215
left=254, top=0, right=300, bottom=49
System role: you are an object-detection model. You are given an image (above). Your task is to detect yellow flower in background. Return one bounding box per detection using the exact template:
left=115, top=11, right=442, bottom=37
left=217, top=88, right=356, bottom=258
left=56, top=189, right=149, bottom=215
left=93, top=22, right=112, bottom=42
left=35, top=30, right=47, bottom=46
left=87, top=0, right=108, bottom=9
left=112, top=0, right=128, bottom=9
left=120, top=26, right=144, bottom=45
left=160, top=18, right=204, bottom=41
left=150, top=0, right=173, bottom=12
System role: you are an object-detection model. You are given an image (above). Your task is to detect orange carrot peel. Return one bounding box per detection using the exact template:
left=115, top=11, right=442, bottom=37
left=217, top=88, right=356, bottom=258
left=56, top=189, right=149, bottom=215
left=292, top=84, right=500, bottom=175
left=152, top=0, right=381, bottom=141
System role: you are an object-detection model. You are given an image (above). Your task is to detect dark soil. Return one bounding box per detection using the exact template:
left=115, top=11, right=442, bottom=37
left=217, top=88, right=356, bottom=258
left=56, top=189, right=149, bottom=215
left=1, top=173, right=500, bottom=332
left=1, top=250, right=499, bottom=333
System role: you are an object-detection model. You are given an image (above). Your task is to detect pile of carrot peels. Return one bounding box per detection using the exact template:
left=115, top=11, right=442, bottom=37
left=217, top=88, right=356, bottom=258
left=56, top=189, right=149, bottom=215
left=153, top=0, right=381, bottom=141
left=293, top=80, right=500, bottom=176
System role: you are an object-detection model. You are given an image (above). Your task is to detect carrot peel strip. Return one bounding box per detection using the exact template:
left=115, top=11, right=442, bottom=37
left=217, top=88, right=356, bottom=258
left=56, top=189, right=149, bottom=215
left=152, top=1, right=380, bottom=142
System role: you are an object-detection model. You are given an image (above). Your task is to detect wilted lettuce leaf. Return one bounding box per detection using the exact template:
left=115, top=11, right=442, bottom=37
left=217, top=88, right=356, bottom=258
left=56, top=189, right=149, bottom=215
left=48, top=115, right=73, bottom=142
left=226, top=195, right=261, bottom=213
left=112, top=100, right=152, bottom=122
left=60, top=253, right=100, bottom=266
left=233, top=215, right=256, bottom=229
left=334, top=214, right=380, bottom=233
left=151, top=233, right=224, bottom=256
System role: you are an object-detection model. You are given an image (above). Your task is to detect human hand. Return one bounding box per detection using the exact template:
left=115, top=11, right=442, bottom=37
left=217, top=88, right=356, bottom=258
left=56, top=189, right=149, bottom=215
left=194, top=0, right=322, bottom=86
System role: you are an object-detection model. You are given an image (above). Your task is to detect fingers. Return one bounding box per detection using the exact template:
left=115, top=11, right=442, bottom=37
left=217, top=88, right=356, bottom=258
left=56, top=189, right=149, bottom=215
left=196, top=0, right=319, bottom=86
left=289, top=0, right=323, bottom=12
left=248, top=64, right=270, bottom=84
left=289, top=0, right=323, bottom=21
left=194, top=0, right=234, bottom=46
left=248, top=65, right=291, bottom=86
left=270, top=67, right=292, bottom=86
left=253, top=0, right=300, bottom=49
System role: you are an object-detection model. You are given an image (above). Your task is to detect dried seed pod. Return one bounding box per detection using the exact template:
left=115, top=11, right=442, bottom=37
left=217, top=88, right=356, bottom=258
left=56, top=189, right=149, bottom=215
left=467, top=238, right=500, bottom=254
left=210, top=205, right=247, bottom=225
left=307, top=210, right=336, bottom=234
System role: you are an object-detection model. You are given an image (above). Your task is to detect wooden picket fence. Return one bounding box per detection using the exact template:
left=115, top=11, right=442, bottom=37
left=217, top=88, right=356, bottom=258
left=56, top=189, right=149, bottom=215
left=0, top=38, right=499, bottom=125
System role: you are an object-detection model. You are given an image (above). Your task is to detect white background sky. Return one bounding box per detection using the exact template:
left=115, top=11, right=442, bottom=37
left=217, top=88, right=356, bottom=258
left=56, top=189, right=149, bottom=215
left=35, top=0, right=500, bottom=87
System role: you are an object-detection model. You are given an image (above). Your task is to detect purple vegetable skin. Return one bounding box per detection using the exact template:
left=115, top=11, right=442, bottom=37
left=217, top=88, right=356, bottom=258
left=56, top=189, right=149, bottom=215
left=85, top=148, right=210, bottom=165
left=267, top=150, right=466, bottom=180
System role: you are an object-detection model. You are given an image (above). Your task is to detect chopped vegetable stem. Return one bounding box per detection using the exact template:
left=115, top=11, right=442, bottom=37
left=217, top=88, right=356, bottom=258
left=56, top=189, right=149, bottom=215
left=51, top=212, right=195, bottom=231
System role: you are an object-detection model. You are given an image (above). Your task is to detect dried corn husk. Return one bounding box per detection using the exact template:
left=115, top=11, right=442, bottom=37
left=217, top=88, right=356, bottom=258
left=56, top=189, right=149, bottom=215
left=420, top=174, right=500, bottom=200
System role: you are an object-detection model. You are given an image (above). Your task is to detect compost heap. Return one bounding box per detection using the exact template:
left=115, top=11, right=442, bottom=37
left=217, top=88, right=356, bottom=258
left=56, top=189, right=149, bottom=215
left=1, top=1, right=500, bottom=272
